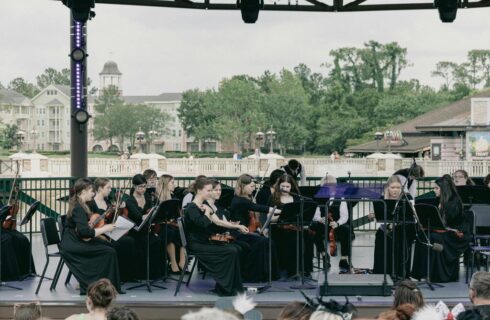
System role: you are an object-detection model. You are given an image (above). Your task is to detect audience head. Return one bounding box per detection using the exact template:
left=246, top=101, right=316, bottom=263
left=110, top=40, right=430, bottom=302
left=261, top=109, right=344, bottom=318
left=393, top=280, right=424, bottom=309
left=181, top=308, right=240, bottom=320
left=235, top=174, right=255, bottom=198
left=13, top=302, right=41, bottom=320
left=469, top=272, right=490, bottom=305
left=412, top=305, right=444, bottom=320
left=384, top=175, right=403, bottom=200
left=378, top=304, right=415, bottom=320
left=277, top=301, right=314, bottom=320
left=453, top=170, right=475, bottom=186
left=107, top=306, right=140, bottom=320
left=86, top=278, right=117, bottom=311
left=157, top=174, right=175, bottom=202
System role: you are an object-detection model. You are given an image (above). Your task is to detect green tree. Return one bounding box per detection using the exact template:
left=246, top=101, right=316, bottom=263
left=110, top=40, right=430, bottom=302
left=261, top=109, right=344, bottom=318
left=1, top=124, right=21, bottom=150
left=431, top=61, right=458, bottom=90
left=177, top=89, right=218, bottom=142
left=7, top=78, right=39, bottom=98
left=36, top=68, right=71, bottom=88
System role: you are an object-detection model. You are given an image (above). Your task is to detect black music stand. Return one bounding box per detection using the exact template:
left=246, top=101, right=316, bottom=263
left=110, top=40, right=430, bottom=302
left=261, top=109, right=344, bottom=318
left=279, top=199, right=317, bottom=289
left=414, top=203, right=445, bottom=291
left=299, top=186, right=320, bottom=202
left=19, top=201, right=41, bottom=280
left=153, top=199, right=181, bottom=282
left=456, top=186, right=490, bottom=206
left=0, top=205, right=21, bottom=290
left=127, top=205, right=167, bottom=292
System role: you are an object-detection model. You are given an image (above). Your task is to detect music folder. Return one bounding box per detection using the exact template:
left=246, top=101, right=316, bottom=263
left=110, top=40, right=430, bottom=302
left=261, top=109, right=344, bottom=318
left=106, top=215, right=135, bottom=241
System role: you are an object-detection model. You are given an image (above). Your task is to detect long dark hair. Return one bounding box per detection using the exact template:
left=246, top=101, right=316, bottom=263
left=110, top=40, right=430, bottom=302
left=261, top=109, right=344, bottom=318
left=435, top=174, right=463, bottom=218
left=67, top=178, right=94, bottom=218
left=271, top=174, right=299, bottom=205
left=130, top=174, right=147, bottom=195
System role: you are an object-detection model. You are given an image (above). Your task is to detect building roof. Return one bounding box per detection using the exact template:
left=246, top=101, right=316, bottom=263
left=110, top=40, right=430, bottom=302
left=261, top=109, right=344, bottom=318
left=345, top=135, right=432, bottom=154
left=392, top=89, right=490, bottom=133
left=52, top=85, right=71, bottom=97
left=99, top=61, right=122, bottom=75
left=0, top=88, right=31, bottom=105
left=416, top=113, right=471, bottom=131
left=121, top=92, right=182, bottom=104
left=45, top=98, right=64, bottom=106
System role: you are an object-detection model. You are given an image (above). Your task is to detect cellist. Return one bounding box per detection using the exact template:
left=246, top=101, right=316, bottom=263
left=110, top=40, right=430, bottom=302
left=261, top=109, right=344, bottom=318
left=229, top=174, right=280, bottom=282
left=88, top=178, right=138, bottom=283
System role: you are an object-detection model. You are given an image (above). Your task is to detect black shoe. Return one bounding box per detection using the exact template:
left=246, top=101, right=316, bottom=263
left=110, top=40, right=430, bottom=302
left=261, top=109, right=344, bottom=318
left=339, top=259, right=351, bottom=271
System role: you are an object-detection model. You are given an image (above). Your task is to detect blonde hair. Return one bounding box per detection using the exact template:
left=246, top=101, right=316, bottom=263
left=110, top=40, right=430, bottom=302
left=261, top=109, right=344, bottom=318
left=157, top=174, right=174, bottom=202
left=384, top=175, right=402, bottom=199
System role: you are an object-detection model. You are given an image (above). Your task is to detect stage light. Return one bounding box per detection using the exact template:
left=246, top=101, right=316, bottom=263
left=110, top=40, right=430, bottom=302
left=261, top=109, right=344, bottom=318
left=62, top=0, right=96, bottom=22
left=238, top=0, right=262, bottom=23
left=434, top=0, right=460, bottom=23
left=70, top=48, right=86, bottom=62
left=73, top=109, right=91, bottom=124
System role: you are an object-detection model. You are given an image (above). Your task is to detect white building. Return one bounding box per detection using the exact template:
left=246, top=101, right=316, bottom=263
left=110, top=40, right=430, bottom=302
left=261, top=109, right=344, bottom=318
left=0, top=88, right=35, bottom=150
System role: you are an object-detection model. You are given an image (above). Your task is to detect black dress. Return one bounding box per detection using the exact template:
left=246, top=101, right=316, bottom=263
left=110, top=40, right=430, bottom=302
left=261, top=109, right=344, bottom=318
left=60, top=204, right=121, bottom=294
left=269, top=196, right=314, bottom=277
left=157, top=195, right=182, bottom=253
left=1, top=228, right=35, bottom=281
left=184, top=202, right=243, bottom=296
left=125, top=193, right=166, bottom=279
left=88, top=199, right=138, bottom=282
left=229, top=196, right=278, bottom=282
left=411, top=197, right=470, bottom=282
left=255, top=183, right=273, bottom=226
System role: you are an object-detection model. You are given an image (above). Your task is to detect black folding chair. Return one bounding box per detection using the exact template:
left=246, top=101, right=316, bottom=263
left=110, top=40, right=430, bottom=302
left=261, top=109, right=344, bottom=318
left=174, top=217, right=199, bottom=296
left=467, top=205, right=490, bottom=283
left=35, top=217, right=65, bottom=294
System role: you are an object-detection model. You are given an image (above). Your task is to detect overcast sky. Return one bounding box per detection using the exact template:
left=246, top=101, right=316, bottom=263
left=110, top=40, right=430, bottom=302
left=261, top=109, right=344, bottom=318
left=1, top=0, right=490, bottom=95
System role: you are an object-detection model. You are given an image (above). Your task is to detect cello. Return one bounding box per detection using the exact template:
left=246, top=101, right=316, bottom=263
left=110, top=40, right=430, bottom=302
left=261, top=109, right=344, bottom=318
left=3, top=162, right=21, bottom=230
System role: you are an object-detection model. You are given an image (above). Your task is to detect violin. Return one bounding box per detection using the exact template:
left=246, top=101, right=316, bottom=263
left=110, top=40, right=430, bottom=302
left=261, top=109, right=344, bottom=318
left=248, top=211, right=261, bottom=233
left=328, top=212, right=337, bottom=256
left=3, top=162, right=21, bottom=230
left=210, top=232, right=235, bottom=243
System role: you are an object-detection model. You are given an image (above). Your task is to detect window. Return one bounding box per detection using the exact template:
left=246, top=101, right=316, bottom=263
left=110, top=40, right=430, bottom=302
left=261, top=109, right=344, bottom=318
left=178, top=130, right=182, bottom=137
left=173, top=130, right=176, bottom=137
left=42, top=120, right=45, bottom=126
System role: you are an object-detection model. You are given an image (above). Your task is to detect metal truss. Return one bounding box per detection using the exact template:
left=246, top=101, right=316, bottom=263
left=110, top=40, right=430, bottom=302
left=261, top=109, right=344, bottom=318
left=88, top=0, right=490, bottom=12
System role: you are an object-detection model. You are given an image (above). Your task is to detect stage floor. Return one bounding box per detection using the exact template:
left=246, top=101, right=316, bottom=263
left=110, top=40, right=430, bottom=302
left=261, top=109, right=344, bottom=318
left=0, top=232, right=472, bottom=319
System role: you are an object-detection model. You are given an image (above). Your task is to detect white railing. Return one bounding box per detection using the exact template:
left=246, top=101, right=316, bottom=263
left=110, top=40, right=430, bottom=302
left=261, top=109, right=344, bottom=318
left=401, top=159, right=490, bottom=177
left=48, top=158, right=141, bottom=177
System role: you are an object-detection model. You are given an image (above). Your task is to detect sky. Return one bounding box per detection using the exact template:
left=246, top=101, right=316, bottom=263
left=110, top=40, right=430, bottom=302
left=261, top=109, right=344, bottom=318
left=1, top=0, right=490, bottom=96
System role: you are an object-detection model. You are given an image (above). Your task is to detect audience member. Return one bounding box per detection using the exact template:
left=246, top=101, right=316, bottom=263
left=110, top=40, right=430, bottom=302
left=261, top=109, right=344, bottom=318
left=65, top=279, right=117, bottom=320
left=378, top=304, right=415, bottom=320
left=13, top=302, right=42, bottom=320
left=181, top=308, right=240, bottom=320
left=106, top=307, right=139, bottom=320
left=463, top=272, right=490, bottom=319
left=277, top=302, right=314, bottom=320
left=412, top=305, right=445, bottom=320
left=393, top=280, right=424, bottom=310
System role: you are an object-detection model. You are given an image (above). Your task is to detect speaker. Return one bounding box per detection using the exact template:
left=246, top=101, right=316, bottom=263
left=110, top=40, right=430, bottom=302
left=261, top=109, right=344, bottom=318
left=320, top=274, right=393, bottom=296
left=240, top=0, right=261, bottom=23
left=434, top=0, right=460, bottom=23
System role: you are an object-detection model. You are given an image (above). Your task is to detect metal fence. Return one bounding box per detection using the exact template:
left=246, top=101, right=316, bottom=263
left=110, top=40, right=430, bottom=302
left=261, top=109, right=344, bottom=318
left=0, top=175, right=442, bottom=234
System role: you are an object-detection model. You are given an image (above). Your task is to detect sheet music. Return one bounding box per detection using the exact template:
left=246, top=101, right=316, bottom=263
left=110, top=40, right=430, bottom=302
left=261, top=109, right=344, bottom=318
left=105, top=216, right=135, bottom=241
left=134, top=206, right=156, bottom=232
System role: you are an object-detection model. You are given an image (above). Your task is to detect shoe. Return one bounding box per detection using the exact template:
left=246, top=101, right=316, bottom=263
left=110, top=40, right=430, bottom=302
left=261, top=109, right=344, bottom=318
left=179, top=266, right=191, bottom=275
left=339, top=259, right=351, bottom=271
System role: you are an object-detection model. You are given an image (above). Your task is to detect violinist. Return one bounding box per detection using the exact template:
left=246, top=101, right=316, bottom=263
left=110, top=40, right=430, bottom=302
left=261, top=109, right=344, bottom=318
left=411, top=174, right=470, bottom=283
left=255, top=169, right=286, bottom=224
left=182, top=175, right=207, bottom=209
left=269, top=174, right=314, bottom=278
left=59, top=178, right=121, bottom=295
left=156, top=174, right=185, bottom=274
left=184, top=177, right=244, bottom=296
left=125, top=174, right=165, bottom=280
left=310, top=174, right=352, bottom=272
left=143, top=169, right=158, bottom=207
left=89, top=178, right=138, bottom=282
left=230, top=174, right=279, bottom=282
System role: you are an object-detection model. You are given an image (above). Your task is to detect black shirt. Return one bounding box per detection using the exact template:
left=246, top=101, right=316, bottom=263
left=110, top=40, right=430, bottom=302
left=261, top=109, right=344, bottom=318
left=229, top=196, right=270, bottom=227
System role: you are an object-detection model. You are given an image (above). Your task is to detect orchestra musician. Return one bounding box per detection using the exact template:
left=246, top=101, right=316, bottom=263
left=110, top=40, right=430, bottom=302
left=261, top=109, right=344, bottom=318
left=184, top=177, right=244, bottom=296
left=452, top=169, right=476, bottom=186
left=230, top=174, right=280, bottom=282
left=88, top=178, right=138, bottom=282
left=59, top=178, right=121, bottom=295
left=143, top=169, right=158, bottom=207
left=411, top=174, right=470, bottom=283
left=269, top=174, right=314, bottom=278
left=156, top=174, right=186, bottom=274
left=394, top=165, right=424, bottom=198
left=310, top=174, right=352, bottom=272
left=182, top=175, right=206, bottom=209
left=125, top=174, right=166, bottom=279
left=255, top=169, right=286, bottom=225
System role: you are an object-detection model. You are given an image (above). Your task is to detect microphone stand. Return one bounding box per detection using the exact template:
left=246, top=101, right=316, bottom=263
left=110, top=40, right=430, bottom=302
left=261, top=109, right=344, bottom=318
left=282, top=189, right=316, bottom=290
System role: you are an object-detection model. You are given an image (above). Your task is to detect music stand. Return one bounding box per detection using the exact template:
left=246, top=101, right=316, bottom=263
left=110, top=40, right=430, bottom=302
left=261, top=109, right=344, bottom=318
left=456, top=186, right=490, bottom=206
left=127, top=205, right=167, bottom=292
left=414, top=203, right=445, bottom=291
left=0, top=205, right=21, bottom=290
left=19, top=201, right=41, bottom=280
left=299, top=186, right=320, bottom=202
left=279, top=198, right=317, bottom=289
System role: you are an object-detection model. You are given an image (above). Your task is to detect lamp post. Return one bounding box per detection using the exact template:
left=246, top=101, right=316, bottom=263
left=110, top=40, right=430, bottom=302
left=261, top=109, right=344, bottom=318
left=16, top=130, right=26, bottom=152
left=30, top=129, right=39, bottom=153
left=148, top=130, right=158, bottom=153
left=374, top=131, right=384, bottom=153
left=136, top=129, right=145, bottom=153
left=266, top=126, right=276, bottom=154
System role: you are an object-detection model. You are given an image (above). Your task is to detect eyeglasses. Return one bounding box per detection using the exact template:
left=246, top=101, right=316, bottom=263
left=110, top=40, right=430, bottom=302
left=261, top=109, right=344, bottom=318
left=136, top=184, right=147, bottom=189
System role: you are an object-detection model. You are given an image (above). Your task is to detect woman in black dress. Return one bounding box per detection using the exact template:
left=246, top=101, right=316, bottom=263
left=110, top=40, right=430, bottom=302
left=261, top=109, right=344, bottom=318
left=60, top=178, right=120, bottom=295
left=125, top=174, right=165, bottom=279
left=156, top=174, right=185, bottom=274
left=230, top=174, right=280, bottom=282
left=184, top=177, right=243, bottom=296
left=269, top=174, right=314, bottom=277
left=411, top=174, right=470, bottom=282
left=89, top=178, right=138, bottom=282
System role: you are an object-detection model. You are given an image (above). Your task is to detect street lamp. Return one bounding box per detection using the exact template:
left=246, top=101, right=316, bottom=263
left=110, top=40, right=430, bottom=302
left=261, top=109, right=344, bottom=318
left=16, top=130, right=26, bottom=152
left=30, top=129, right=39, bottom=153
left=374, top=131, right=384, bottom=153
left=135, top=129, right=145, bottom=153
left=266, top=126, right=276, bottom=154
left=148, top=130, right=158, bottom=153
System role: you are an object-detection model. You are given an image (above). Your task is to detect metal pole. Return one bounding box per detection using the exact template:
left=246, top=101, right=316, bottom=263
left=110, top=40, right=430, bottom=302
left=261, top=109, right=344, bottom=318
left=70, top=17, right=88, bottom=178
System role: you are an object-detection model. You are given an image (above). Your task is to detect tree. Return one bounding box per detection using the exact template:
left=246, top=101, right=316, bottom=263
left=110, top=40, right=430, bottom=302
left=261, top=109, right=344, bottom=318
left=7, top=78, right=39, bottom=98
left=36, top=68, right=70, bottom=89
left=1, top=124, right=21, bottom=150
left=177, top=89, right=218, bottom=142
left=431, top=61, right=458, bottom=90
